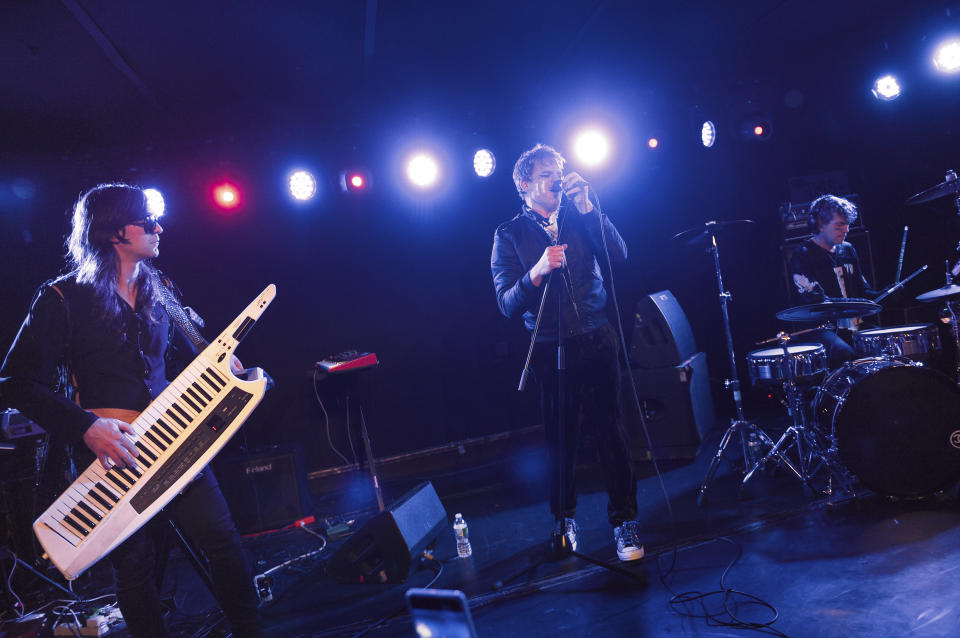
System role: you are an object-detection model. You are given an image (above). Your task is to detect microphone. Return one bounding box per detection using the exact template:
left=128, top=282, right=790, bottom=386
left=550, top=180, right=562, bottom=193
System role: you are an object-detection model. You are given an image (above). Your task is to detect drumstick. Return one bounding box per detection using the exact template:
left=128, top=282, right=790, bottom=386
left=895, top=226, right=908, bottom=283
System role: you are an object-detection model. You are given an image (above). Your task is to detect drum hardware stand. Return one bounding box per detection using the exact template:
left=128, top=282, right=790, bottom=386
left=694, top=228, right=784, bottom=507
left=741, top=333, right=856, bottom=499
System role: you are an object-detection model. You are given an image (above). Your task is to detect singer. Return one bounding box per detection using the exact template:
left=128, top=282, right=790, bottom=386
left=790, top=194, right=878, bottom=366
left=490, top=143, right=643, bottom=561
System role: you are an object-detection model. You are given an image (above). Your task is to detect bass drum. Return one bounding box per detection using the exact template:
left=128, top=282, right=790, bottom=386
left=815, top=357, right=960, bottom=497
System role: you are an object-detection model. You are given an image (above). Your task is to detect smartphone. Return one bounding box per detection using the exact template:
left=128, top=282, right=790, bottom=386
left=405, top=588, right=478, bottom=638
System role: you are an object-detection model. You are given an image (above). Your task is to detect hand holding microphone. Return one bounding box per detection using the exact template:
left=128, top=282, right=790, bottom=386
left=558, top=172, right=594, bottom=214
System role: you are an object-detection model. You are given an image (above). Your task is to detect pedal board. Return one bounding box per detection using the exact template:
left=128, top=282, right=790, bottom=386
left=52, top=608, right=124, bottom=636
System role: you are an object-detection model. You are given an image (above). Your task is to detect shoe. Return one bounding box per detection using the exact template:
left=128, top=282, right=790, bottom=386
left=614, top=520, right=644, bottom=562
left=553, top=517, right=578, bottom=553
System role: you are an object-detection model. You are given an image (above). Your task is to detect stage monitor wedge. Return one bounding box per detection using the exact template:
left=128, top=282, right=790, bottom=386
left=327, top=481, right=447, bottom=584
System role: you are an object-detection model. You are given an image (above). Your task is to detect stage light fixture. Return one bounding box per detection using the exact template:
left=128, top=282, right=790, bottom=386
left=872, top=75, right=901, bottom=100
left=473, top=149, right=495, bottom=177
left=288, top=170, right=317, bottom=201
left=701, top=121, right=716, bottom=148
left=572, top=129, right=611, bottom=166
left=406, top=153, right=439, bottom=188
left=741, top=118, right=772, bottom=141
left=213, top=183, right=240, bottom=209
left=933, top=38, right=960, bottom=73
left=339, top=170, right=370, bottom=193
left=142, top=188, right=165, bottom=216
left=647, top=137, right=659, bottom=149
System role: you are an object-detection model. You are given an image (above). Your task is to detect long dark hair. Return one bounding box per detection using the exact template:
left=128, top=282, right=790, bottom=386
left=66, top=183, right=160, bottom=324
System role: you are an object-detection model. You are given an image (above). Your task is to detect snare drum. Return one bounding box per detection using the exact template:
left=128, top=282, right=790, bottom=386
left=852, top=323, right=941, bottom=358
left=745, top=343, right=827, bottom=386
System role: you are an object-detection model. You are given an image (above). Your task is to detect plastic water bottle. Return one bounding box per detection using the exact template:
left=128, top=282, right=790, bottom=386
left=453, top=513, right=472, bottom=558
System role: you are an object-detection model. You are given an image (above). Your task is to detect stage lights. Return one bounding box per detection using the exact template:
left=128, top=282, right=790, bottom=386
left=213, top=183, right=240, bottom=210
left=701, top=121, right=716, bottom=148
left=647, top=137, right=659, bottom=149
left=742, top=118, right=772, bottom=141
left=339, top=170, right=370, bottom=193
left=933, top=38, right=960, bottom=73
left=288, top=170, right=317, bottom=201
left=572, top=129, right=611, bottom=166
left=473, top=149, right=495, bottom=177
left=872, top=74, right=901, bottom=100
left=142, top=188, right=165, bottom=216
left=406, top=153, right=439, bottom=188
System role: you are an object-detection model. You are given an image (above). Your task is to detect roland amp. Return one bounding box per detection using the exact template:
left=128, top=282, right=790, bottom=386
left=217, top=447, right=312, bottom=534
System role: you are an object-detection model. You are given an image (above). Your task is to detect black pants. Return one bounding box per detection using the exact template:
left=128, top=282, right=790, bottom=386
left=533, top=323, right=638, bottom=527
left=797, top=328, right=856, bottom=369
left=108, top=470, right=263, bottom=638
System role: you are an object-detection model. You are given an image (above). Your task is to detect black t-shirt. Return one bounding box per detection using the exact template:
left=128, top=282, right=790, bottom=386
left=789, top=239, right=873, bottom=303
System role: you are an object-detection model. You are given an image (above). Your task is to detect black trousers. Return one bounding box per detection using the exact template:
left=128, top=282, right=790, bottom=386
left=533, top=323, right=638, bottom=527
left=107, top=470, right=263, bottom=638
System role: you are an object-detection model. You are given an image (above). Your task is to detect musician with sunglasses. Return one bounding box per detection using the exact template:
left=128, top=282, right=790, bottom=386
left=0, top=184, right=263, bottom=637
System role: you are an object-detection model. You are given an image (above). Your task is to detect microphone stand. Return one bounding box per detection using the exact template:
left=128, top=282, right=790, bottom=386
left=499, top=204, right=642, bottom=591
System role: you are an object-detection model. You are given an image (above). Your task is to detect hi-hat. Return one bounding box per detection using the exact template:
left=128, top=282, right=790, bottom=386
left=906, top=171, right=959, bottom=205
left=671, top=219, right=756, bottom=246
left=916, top=284, right=960, bottom=302
left=776, top=298, right=882, bottom=322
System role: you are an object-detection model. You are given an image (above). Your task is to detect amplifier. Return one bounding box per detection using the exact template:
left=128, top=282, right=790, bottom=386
left=216, top=447, right=312, bottom=534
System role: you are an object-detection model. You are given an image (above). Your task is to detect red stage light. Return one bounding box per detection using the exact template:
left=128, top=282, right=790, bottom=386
left=753, top=125, right=765, bottom=136
left=350, top=174, right=364, bottom=189
left=213, top=183, right=240, bottom=209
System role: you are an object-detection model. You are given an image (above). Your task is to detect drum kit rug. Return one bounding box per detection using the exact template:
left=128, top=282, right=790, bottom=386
left=676, top=171, right=960, bottom=505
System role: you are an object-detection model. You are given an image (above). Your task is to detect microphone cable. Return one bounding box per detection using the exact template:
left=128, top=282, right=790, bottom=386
left=593, top=193, right=787, bottom=635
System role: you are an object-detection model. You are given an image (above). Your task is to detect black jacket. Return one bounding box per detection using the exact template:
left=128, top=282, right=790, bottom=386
left=491, top=204, right=627, bottom=341
left=0, top=274, right=196, bottom=447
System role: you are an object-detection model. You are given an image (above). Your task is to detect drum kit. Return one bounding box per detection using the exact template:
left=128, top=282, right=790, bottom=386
left=679, top=171, right=960, bottom=505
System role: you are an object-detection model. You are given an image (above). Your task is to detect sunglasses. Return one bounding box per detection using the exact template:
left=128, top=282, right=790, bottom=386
left=129, top=216, right=161, bottom=233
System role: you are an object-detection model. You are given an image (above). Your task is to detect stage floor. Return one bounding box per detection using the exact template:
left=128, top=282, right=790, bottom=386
left=14, top=417, right=960, bottom=638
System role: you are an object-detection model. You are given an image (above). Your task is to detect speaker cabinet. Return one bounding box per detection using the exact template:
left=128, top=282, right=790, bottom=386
left=624, top=351, right=715, bottom=460
left=328, top=481, right=447, bottom=584
left=217, top=448, right=312, bottom=534
left=629, top=290, right=697, bottom=369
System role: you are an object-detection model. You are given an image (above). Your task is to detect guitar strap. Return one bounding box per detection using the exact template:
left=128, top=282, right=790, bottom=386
left=152, top=270, right=208, bottom=352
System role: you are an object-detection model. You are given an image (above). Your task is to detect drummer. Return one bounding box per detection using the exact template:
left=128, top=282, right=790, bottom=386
left=790, top=194, right=878, bottom=367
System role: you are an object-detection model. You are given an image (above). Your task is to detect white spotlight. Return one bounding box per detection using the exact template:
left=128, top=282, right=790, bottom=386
left=288, top=170, right=317, bottom=201
left=473, top=149, right=496, bottom=177
left=934, top=39, right=960, bottom=73
left=701, top=121, right=717, bottom=148
left=407, top=153, right=439, bottom=188
left=573, top=129, right=611, bottom=166
left=872, top=75, right=901, bottom=100
left=143, top=188, right=165, bottom=216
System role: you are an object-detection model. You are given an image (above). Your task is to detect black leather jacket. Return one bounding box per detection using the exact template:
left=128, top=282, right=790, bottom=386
left=491, top=204, right=627, bottom=341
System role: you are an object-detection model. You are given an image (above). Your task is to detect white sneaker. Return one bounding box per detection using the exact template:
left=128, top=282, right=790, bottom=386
left=614, top=521, right=644, bottom=562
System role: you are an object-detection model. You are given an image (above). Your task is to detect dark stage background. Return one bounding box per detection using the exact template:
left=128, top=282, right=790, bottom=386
left=2, top=1, right=960, bottom=475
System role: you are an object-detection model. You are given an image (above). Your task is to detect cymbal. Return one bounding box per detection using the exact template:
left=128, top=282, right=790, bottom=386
left=776, top=298, right=882, bottom=322
left=916, top=284, right=960, bottom=302
left=671, top=219, right=756, bottom=245
left=905, top=172, right=959, bottom=205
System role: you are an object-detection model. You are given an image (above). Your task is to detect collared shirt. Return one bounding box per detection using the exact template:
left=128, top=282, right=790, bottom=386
left=0, top=275, right=191, bottom=447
